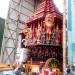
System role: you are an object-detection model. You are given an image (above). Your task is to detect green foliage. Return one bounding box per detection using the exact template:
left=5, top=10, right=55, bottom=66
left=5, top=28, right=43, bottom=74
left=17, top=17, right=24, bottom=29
left=48, top=59, right=58, bottom=68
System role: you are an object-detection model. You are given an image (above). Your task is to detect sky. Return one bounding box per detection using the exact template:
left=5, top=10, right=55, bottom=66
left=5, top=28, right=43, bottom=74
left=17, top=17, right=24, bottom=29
left=0, top=0, right=10, bottom=19
left=0, top=0, right=63, bottom=19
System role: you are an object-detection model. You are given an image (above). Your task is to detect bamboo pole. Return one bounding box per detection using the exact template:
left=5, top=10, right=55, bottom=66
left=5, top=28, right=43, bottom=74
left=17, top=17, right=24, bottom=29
left=63, top=0, right=67, bottom=71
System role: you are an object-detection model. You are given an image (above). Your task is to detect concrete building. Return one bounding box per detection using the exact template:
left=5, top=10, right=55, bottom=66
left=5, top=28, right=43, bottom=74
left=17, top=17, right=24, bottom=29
left=68, top=0, right=75, bottom=65
left=0, top=17, right=5, bottom=53
left=1, top=0, right=41, bottom=64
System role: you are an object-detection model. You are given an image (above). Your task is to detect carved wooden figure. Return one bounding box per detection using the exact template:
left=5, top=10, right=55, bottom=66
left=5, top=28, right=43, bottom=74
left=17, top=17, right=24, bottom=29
left=44, top=13, right=54, bottom=41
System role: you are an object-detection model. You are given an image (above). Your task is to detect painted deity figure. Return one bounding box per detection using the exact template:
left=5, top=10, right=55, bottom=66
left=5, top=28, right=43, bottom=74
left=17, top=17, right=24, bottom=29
left=22, top=24, right=29, bottom=39
left=28, top=28, right=33, bottom=45
left=56, top=25, right=61, bottom=45
left=36, top=24, right=42, bottom=44
left=28, top=28, right=32, bottom=39
left=44, top=13, right=54, bottom=41
left=41, top=28, right=46, bottom=44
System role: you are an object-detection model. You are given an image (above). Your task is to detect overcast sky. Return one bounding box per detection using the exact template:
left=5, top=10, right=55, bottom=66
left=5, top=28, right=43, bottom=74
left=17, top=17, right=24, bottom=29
left=0, top=0, right=63, bottom=19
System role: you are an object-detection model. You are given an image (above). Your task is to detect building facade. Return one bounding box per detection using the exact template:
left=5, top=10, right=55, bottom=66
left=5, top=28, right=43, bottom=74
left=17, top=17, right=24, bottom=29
left=0, top=17, right=5, bottom=53
left=68, top=0, right=75, bottom=65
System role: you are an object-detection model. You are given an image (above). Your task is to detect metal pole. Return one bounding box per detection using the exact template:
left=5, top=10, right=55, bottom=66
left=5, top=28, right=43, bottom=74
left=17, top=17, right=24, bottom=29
left=63, top=0, right=66, bottom=71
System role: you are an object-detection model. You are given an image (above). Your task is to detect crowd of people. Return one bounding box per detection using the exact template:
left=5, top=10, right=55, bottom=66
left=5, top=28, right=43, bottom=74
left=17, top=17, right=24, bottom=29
left=64, top=65, right=75, bottom=75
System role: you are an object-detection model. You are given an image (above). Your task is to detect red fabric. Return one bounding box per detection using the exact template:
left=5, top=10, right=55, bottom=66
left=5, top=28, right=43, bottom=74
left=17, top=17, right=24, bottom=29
left=52, top=71, right=57, bottom=75
left=44, top=69, right=49, bottom=75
